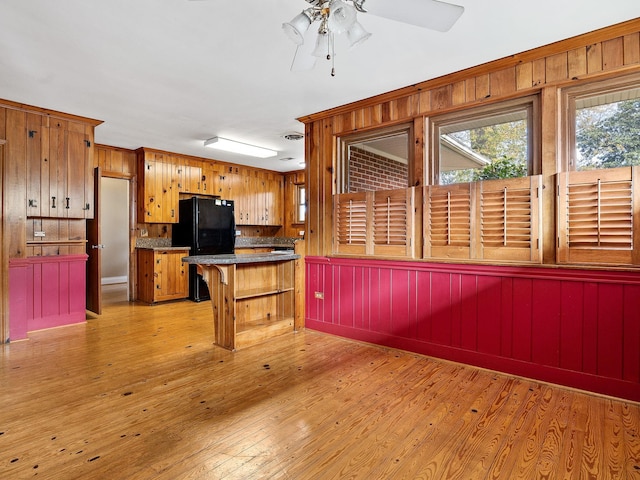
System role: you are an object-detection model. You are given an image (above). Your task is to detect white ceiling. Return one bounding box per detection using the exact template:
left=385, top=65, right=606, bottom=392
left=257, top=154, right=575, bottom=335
left=0, top=1, right=638, bottom=172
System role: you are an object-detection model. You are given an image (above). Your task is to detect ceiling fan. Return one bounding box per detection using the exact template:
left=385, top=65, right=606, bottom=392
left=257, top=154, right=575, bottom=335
left=282, top=0, right=464, bottom=75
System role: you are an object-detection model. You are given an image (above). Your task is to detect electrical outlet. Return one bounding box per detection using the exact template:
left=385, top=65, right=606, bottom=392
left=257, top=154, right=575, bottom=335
left=314, top=291, right=324, bottom=299
left=34, top=231, right=45, bottom=237
left=140, top=228, right=148, bottom=237
left=299, top=230, right=305, bottom=236
left=235, top=230, right=242, bottom=236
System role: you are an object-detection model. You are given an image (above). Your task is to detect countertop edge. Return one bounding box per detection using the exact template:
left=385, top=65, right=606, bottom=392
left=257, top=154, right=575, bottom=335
left=136, top=246, right=192, bottom=251
left=182, top=253, right=300, bottom=265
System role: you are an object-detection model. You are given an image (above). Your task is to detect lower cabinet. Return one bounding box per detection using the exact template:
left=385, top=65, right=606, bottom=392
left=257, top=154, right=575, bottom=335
left=8, top=254, right=88, bottom=341
left=137, top=248, right=189, bottom=304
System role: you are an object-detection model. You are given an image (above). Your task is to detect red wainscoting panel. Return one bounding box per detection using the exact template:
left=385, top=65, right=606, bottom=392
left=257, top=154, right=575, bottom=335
left=9, top=255, right=88, bottom=341
left=305, top=256, right=640, bottom=402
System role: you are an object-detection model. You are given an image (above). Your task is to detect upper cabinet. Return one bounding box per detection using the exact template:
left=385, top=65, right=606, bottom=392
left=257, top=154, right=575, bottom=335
left=235, top=170, right=283, bottom=226
left=136, top=148, right=179, bottom=223
left=135, top=148, right=285, bottom=226
left=26, top=116, right=95, bottom=219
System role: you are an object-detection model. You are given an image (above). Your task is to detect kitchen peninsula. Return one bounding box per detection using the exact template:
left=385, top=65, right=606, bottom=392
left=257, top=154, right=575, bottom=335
left=183, top=249, right=301, bottom=351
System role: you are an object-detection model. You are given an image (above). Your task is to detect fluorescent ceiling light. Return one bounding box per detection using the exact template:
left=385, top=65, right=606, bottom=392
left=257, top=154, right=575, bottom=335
left=204, top=137, right=277, bottom=158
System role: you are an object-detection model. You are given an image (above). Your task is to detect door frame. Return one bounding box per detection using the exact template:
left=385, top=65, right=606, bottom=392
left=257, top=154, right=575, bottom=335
left=0, top=140, right=7, bottom=342
left=86, top=169, right=135, bottom=311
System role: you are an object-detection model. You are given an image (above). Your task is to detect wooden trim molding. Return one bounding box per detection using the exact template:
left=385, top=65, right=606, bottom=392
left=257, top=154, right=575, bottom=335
left=298, top=18, right=640, bottom=123
left=0, top=98, right=103, bottom=126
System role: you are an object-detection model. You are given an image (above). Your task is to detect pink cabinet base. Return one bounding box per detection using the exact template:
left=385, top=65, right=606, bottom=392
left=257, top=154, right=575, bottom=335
left=9, top=255, right=88, bottom=341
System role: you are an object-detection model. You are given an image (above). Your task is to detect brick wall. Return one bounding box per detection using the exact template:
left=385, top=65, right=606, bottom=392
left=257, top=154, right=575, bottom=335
left=348, top=147, right=408, bottom=192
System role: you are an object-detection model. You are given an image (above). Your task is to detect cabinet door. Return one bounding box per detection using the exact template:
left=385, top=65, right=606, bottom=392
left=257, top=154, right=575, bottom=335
left=138, top=152, right=179, bottom=223
left=48, top=120, right=67, bottom=218
left=154, top=251, right=189, bottom=301
left=141, top=154, right=162, bottom=222
left=67, top=122, right=92, bottom=219
left=176, top=157, right=187, bottom=193
left=160, top=160, right=178, bottom=222
left=136, top=249, right=155, bottom=303
left=26, top=114, right=46, bottom=217
left=201, top=163, right=214, bottom=195
left=187, top=164, right=203, bottom=193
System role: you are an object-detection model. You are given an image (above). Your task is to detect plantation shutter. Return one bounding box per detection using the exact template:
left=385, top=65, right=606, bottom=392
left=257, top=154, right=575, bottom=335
left=477, top=176, right=542, bottom=263
left=333, top=188, right=416, bottom=258
left=372, top=188, right=415, bottom=257
left=557, top=166, right=640, bottom=266
left=424, top=182, right=475, bottom=260
left=333, top=192, right=368, bottom=255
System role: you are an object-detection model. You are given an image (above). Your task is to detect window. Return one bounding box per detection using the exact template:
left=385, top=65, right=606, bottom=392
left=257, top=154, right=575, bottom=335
left=564, top=75, right=640, bottom=171
left=431, top=97, right=538, bottom=185
left=558, top=75, right=640, bottom=267
left=295, top=184, right=306, bottom=224
left=338, top=124, right=412, bottom=194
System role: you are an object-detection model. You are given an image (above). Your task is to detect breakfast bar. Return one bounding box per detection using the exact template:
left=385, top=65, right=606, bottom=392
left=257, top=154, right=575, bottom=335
left=182, top=251, right=301, bottom=351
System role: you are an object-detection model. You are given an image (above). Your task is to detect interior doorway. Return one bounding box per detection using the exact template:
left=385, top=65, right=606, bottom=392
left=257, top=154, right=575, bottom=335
left=101, top=177, right=130, bottom=305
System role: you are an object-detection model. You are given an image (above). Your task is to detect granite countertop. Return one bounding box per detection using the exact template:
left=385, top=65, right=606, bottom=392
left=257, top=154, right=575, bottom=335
left=182, top=252, right=300, bottom=265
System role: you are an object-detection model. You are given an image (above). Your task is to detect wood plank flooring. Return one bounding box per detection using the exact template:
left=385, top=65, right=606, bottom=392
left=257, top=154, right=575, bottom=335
left=1, top=284, right=639, bottom=479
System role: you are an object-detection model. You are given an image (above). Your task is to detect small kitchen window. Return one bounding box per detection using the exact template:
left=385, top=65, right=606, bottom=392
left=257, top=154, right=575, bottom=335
left=295, top=184, right=306, bottom=224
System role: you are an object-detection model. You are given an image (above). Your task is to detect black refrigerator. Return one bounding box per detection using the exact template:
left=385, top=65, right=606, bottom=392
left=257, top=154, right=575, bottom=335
left=172, top=197, right=235, bottom=302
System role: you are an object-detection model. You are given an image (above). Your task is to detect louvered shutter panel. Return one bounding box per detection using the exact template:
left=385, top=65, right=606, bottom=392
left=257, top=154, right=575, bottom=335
left=372, top=188, right=415, bottom=257
left=557, top=167, right=639, bottom=266
left=424, top=183, right=475, bottom=260
left=333, top=192, right=368, bottom=255
left=477, top=176, right=542, bottom=263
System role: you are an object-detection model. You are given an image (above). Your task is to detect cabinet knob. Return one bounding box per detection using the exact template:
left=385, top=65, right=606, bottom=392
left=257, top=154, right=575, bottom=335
left=51, top=196, right=57, bottom=208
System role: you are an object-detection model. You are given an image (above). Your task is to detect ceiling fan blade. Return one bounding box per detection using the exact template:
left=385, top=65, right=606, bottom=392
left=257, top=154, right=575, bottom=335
left=290, top=28, right=319, bottom=71
left=363, top=0, right=464, bottom=32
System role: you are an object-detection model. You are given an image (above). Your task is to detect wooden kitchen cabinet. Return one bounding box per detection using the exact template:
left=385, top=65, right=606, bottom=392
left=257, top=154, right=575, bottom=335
left=137, top=149, right=179, bottom=223
left=235, top=172, right=283, bottom=226
left=26, top=116, right=94, bottom=219
left=134, top=148, right=286, bottom=227
left=137, top=248, right=190, bottom=304
left=175, top=156, right=202, bottom=194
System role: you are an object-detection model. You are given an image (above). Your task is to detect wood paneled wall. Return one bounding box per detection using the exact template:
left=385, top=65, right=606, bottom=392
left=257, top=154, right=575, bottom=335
left=301, top=18, right=640, bottom=258
left=306, top=256, right=640, bottom=401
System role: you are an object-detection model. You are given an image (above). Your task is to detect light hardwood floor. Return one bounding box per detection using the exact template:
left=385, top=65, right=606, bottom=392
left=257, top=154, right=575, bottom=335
left=1, top=285, right=639, bottom=479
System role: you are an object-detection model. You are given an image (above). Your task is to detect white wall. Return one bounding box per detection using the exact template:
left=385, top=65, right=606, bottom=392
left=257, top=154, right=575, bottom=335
left=101, top=177, right=129, bottom=283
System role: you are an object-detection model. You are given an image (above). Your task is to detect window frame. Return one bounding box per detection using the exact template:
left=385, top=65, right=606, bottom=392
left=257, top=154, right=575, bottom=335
left=561, top=72, right=640, bottom=172
left=336, top=123, right=414, bottom=194
left=294, top=184, right=306, bottom=224
left=428, top=95, right=541, bottom=186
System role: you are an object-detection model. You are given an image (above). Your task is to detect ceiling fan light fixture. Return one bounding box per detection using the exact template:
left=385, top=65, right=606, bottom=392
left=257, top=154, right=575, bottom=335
left=311, top=31, right=331, bottom=58
left=327, top=0, right=357, bottom=34
left=346, top=20, right=371, bottom=48
left=283, top=11, right=313, bottom=45
left=204, top=137, right=277, bottom=158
